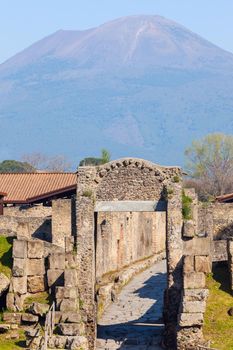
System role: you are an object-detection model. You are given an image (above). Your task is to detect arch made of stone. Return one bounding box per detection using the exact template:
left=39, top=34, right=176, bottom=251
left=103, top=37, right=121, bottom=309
left=76, top=158, right=183, bottom=349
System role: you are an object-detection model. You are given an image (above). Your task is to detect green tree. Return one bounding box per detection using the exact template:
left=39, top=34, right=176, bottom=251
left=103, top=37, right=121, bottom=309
left=101, top=149, right=111, bottom=164
left=0, top=160, right=36, bottom=173
left=79, top=157, right=103, bottom=166
left=79, top=149, right=111, bottom=167
left=185, top=133, right=233, bottom=198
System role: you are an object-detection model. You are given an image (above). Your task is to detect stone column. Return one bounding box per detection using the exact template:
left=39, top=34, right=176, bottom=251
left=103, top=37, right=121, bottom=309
left=164, top=182, right=183, bottom=349
left=177, top=254, right=210, bottom=349
left=76, top=167, right=97, bottom=350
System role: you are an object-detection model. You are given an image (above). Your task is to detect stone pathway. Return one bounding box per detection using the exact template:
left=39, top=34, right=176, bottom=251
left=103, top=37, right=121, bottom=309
left=97, top=259, right=167, bottom=350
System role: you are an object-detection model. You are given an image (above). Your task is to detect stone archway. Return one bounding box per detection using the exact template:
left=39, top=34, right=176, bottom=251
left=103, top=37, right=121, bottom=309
left=76, top=158, right=183, bottom=349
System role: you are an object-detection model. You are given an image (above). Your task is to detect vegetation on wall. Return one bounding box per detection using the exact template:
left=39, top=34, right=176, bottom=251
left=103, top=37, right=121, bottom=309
left=182, top=190, right=193, bottom=220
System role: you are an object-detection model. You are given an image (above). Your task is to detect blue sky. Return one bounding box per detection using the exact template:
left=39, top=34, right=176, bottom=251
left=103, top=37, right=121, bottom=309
left=1, top=0, right=233, bottom=64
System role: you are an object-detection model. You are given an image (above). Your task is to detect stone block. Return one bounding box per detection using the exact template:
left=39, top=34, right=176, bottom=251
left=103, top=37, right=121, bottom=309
left=183, top=237, right=211, bottom=256
left=183, top=272, right=205, bottom=289
left=65, top=236, right=74, bottom=253
left=56, top=286, right=77, bottom=300
left=22, top=313, right=39, bottom=323
left=61, top=312, right=82, bottom=324
left=11, top=276, right=27, bottom=294
left=26, top=335, right=44, bottom=349
left=178, top=312, right=203, bottom=327
left=65, top=253, right=77, bottom=269
left=182, top=300, right=206, bottom=313
left=13, top=240, right=27, bottom=259
left=25, top=328, right=41, bottom=338
left=183, top=220, right=195, bottom=238
left=47, top=269, right=64, bottom=288
left=27, top=259, right=45, bottom=276
left=27, top=240, right=44, bottom=259
left=58, top=323, right=85, bottom=336
left=59, top=298, right=78, bottom=312
left=3, top=313, right=21, bottom=324
left=0, top=273, right=10, bottom=296
left=0, top=324, right=11, bottom=333
left=183, top=288, right=209, bottom=302
left=6, top=292, right=15, bottom=311
left=27, top=275, right=45, bottom=293
left=67, top=335, right=88, bottom=350
left=14, top=293, right=26, bottom=311
left=195, top=255, right=211, bottom=273
left=49, top=253, right=65, bottom=270
left=64, top=269, right=78, bottom=287
left=13, top=258, right=27, bottom=277
left=183, top=255, right=194, bottom=274
left=48, top=335, right=67, bottom=349
left=28, top=302, right=49, bottom=316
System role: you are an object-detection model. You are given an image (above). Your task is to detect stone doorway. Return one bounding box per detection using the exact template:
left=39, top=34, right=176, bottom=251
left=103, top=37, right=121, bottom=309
left=94, top=201, right=167, bottom=348
left=76, top=158, right=183, bottom=349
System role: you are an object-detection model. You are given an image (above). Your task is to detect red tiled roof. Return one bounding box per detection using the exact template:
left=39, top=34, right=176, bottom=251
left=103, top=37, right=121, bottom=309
left=0, top=192, right=7, bottom=197
left=0, top=173, right=77, bottom=203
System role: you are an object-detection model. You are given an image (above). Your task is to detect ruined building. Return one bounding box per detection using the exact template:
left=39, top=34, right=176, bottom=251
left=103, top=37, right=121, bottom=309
left=0, top=158, right=232, bottom=349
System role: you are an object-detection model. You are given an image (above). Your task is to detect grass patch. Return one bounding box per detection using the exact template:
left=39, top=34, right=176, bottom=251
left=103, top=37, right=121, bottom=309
left=203, top=263, right=233, bottom=350
left=24, top=291, right=51, bottom=310
left=0, top=329, right=26, bottom=349
left=0, top=236, right=13, bottom=278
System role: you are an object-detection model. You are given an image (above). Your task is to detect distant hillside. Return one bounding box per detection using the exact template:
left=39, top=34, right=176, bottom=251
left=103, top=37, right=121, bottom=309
left=1, top=15, right=233, bottom=165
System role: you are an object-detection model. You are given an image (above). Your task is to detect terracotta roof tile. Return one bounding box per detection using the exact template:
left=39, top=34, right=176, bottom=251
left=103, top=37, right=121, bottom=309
left=0, top=173, right=76, bottom=203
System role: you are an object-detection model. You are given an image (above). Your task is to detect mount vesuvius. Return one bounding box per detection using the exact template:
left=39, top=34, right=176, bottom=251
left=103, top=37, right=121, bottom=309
left=1, top=15, right=233, bottom=165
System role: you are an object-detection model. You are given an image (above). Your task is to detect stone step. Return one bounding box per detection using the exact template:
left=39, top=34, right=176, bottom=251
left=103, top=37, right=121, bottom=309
left=55, top=311, right=82, bottom=324
left=3, top=312, right=21, bottom=324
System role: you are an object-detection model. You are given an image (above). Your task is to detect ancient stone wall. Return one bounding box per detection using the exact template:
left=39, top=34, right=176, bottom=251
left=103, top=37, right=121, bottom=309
left=177, top=254, right=211, bottom=349
left=52, top=198, right=76, bottom=249
left=8, top=239, right=47, bottom=311
left=0, top=215, right=51, bottom=240
left=4, top=205, right=52, bottom=217
left=76, top=158, right=183, bottom=350
left=197, top=202, right=233, bottom=263
left=96, top=211, right=166, bottom=278
left=198, top=202, right=233, bottom=240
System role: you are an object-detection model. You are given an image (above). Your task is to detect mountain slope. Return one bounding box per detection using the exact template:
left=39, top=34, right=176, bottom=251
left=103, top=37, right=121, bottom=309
left=1, top=15, right=233, bottom=165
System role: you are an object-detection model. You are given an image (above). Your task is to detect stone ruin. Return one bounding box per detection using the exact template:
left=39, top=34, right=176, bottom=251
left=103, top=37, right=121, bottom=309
left=1, top=158, right=233, bottom=349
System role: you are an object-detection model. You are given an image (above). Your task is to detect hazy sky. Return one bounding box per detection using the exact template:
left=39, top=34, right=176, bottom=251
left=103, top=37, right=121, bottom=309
left=1, top=0, right=233, bottom=64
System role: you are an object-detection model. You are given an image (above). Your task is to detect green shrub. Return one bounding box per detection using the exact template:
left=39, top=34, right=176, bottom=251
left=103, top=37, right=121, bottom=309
left=0, top=236, right=13, bottom=278
left=173, top=175, right=180, bottom=183
left=82, top=189, right=93, bottom=198
left=182, top=191, right=193, bottom=220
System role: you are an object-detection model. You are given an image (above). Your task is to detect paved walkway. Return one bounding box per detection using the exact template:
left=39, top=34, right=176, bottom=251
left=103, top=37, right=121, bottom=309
left=97, top=259, right=167, bottom=350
